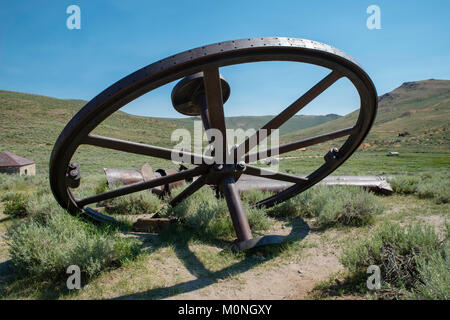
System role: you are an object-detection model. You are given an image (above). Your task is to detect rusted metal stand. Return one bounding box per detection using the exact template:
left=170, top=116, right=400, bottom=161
left=49, top=37, right=377, bottom=251
left=171, top=71, right=286, bottom=249
left=222, top=175, right=252, bottom=243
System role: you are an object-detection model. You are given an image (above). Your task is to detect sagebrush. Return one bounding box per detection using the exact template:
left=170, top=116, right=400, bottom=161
left=7, top=211, right=141, bottom=281
left=340, top=221, right=448, bottom=299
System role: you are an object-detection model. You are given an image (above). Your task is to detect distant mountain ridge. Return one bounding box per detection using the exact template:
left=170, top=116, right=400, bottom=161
left=156, top=114, right=341, bottom=136
left=282, top=79, right=450, bottom=150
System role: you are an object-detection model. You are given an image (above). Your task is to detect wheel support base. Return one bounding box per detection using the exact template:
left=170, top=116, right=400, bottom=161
left=234, top=235, right=286, bottom=251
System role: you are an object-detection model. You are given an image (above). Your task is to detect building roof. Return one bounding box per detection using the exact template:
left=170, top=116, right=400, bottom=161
left=0, top=152, right=35, bottom=167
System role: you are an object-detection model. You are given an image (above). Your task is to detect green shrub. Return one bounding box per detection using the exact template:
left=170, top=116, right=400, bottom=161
left=163, top=186, right=271, bottom=240
left=6, top=211, right=141, bottom=281
left=317, top=190, right=382, bottom=227
left=241, top=189, right=271, bottom=205
left=433, top=188, right=449, bottom=204
left=410, top=242, right=450, bottom=299
left=340, top=222, right=447, bottom=299
left=246, top=205, right=271, bottom=232
left=183, top=196, right=231, bottom=237
left=4, top=193, right=29, bottom=217
left=267, top=198, right=302, bottom=218
left=0, top=173, right=21, bottom=191
left=26, top=193, right=64, bottom=223
left=390, top=176, right=421, bottom=194
left=169, top=185, right=219, bottom=218
left=1, top=191, right=17, bottom=202
left=1, top=188, right=66, bottom=222
left=241, top=185, right=383, bottom=225
left=296, top=185, right=334, bottom=218
left=390, top=174, right=449, bottom=204
left=416, top=182, right=449, bottom=204
left=105, top=191, right=161, bottom=215
left=35, top=184, right=52, bottom=198
left=95, top=179, right=109, bottom=195
left=0, top=174, right=46, bottom=192
left=341, top=222, right=441, bottom=272
left=242, top=185, right=384, bottom=224
left=294, top=185, right=383, bottom=228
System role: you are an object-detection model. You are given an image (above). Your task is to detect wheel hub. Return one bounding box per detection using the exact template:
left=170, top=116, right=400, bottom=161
left=171, top=72, right=230, bottom=116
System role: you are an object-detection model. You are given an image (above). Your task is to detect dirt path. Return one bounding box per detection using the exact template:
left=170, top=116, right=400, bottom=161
left=153, top=220, right=346, bottom=300
left=73, top=224, right=345, bottom=300
left=161, top=226, right=345, bottom=300
left=166, top=247, right=343, bottom=300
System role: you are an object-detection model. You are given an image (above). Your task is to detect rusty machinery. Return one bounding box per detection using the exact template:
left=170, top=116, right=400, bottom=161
left=49, top=37, right=377, bottom=250
left=103, top=165, right=393, bottom=196
left=103, top=163, right=186, bottom=197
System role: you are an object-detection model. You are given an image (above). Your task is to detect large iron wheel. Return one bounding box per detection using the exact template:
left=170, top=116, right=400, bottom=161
left=50, top=37, right=377, bottom=250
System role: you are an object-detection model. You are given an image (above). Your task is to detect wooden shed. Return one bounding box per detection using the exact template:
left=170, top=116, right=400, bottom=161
left=0, top=152, right=36, bottom=175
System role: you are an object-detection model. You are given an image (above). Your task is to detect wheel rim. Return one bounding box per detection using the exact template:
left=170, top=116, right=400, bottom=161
left=49, top=37, right=377, bottom=219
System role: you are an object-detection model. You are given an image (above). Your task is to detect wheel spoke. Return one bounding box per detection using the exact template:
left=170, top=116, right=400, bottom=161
left=244, top=164, right=307, bottom=184
left=199, top=95, right=214, bottom=144
left=169, top=175, right=207, bottom=207
left=76, top=166, right=206, bottom=207
left=222, top=175, right=252, bottom=242
left=83, top=134, right=212, bottom=165
left=203, top=67, right=228, bottom=163
left=245, top=126, right=357, bottom=162
left=236, top=70, right=342, bottom=157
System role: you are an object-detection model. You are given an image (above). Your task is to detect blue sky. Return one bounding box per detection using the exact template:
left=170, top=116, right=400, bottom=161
left=1, top=0, right=449, bottom=118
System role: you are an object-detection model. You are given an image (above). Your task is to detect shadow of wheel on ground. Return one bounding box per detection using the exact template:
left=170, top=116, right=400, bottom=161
left=113, top=217, right=310, bottom=300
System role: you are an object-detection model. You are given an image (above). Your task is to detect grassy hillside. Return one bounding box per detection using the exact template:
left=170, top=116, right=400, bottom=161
left=0, top=90, right=337, bottom=174
left=282, top=80, right=450, bottom=151
left=1, top=80, right=448, bottom=175
left=0, top=91, right=191, bottom=174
